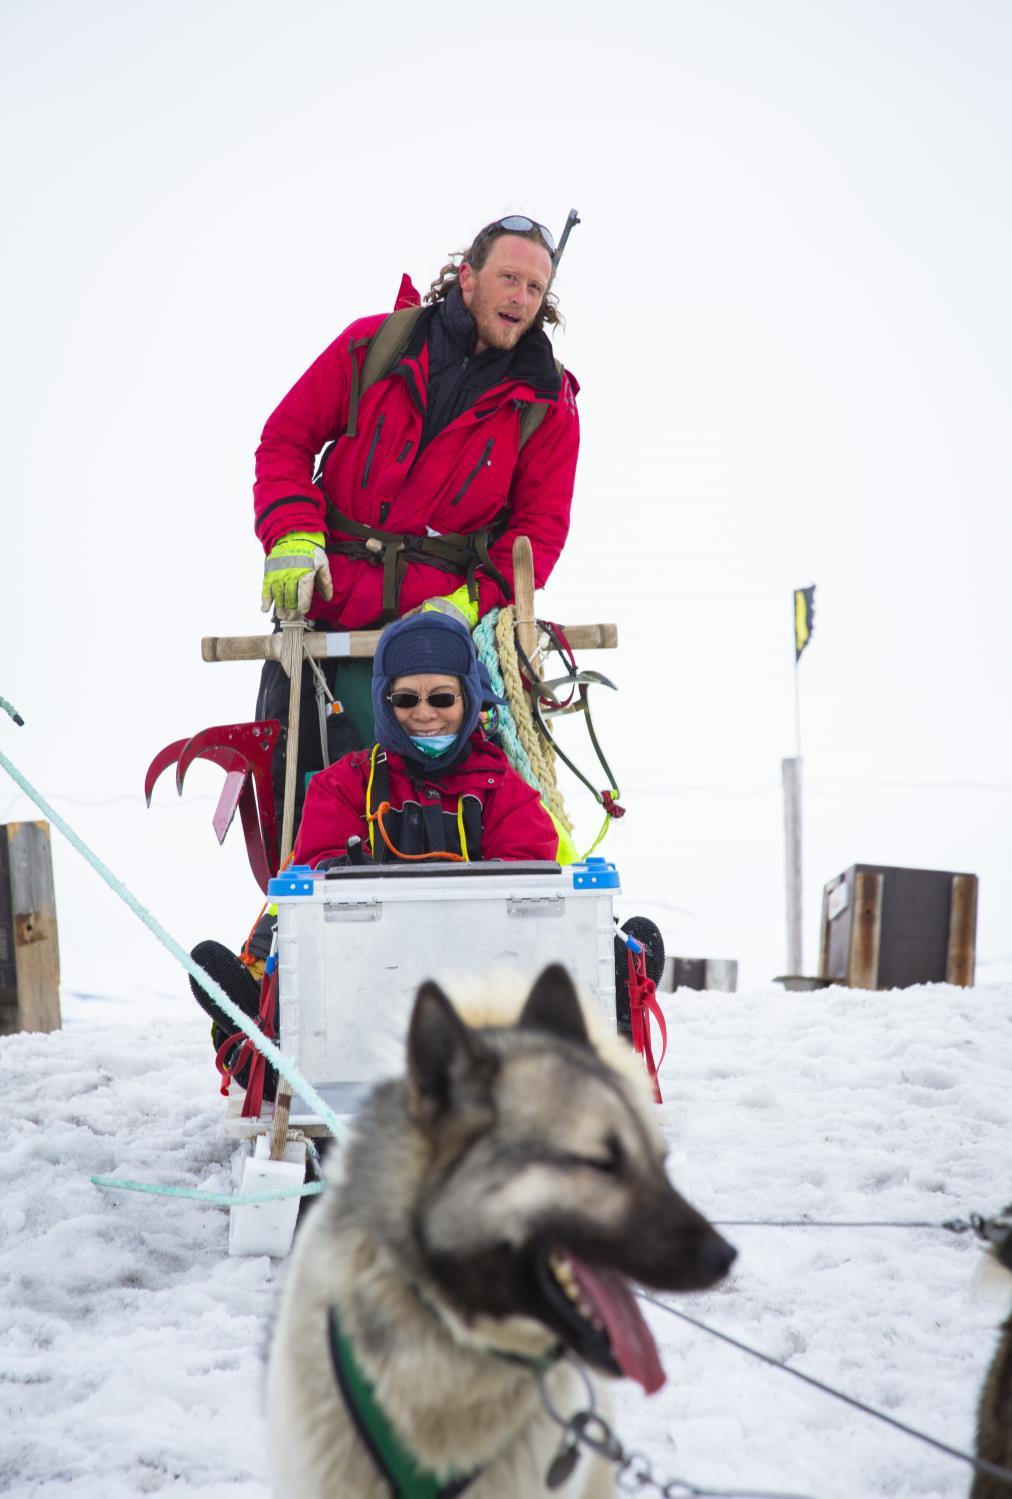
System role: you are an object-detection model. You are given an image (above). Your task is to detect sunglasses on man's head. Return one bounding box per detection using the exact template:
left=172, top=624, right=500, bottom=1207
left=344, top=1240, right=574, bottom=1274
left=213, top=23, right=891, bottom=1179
left=480, top=215, right=556, bottom=258
left=387, top=690, right=462, bottom=710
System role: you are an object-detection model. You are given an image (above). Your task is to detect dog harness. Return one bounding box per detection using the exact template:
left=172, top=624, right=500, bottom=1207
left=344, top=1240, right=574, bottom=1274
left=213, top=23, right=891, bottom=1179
left=327, top=1307, right=479, bottom=1498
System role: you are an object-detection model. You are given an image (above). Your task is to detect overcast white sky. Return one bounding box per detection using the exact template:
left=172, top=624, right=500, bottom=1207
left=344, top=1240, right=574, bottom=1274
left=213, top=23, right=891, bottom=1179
left=2, top=0, right=1010, bottom=998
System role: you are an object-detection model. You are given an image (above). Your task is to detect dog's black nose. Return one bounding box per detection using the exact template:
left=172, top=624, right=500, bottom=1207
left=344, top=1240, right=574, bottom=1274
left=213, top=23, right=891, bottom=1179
left=701, top=1232, right=737, bottom=1277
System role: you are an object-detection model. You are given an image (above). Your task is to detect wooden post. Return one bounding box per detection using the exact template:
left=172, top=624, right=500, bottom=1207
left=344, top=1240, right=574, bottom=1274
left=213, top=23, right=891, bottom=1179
left=782, top=756, right=803, bottom=974
left=512, top=536, right=540, bottom=674
left=848, top=871, right=883, bottom=990
left=817, top=881, right=832, bottom=979
left=0, top=822, right=61, bottom=1036
left=946, top=874, right=978, bottom=987
left=278, top=619, right=306, bottom=868
left=270, top=618, right=306, bottom=1160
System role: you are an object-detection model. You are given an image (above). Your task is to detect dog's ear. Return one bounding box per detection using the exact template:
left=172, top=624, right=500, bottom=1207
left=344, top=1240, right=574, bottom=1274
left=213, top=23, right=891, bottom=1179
left=407, top=980, right=499, bottom=1132
left=518, top=964, right=589, bottom=1045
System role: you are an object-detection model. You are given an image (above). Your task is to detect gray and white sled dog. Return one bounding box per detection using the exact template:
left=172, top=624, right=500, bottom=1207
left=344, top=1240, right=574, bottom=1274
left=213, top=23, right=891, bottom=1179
left=971, top=1206, right=1012, bottom=1499
left=267, top=964, right=736, bottom=1498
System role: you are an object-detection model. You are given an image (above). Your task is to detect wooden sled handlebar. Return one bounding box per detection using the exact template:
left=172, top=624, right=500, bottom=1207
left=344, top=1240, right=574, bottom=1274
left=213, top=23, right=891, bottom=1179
left=201, top=621, right=618, bottom=663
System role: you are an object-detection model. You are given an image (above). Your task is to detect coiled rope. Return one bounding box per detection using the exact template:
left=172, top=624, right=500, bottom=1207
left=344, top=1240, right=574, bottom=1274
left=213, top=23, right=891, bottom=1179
left=472, top=608, right=572, bottom=834
left=472, top=609, right=537, bottom=787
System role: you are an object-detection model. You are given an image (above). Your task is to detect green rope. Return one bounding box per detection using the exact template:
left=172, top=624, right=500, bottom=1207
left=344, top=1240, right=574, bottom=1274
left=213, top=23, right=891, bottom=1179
left=0, top=698, right=25, bottom=727
left=0, top=734, right=347, bottom=1144
left=471, top=611, right=540, bottom=791
left=90, top=1175, right=325, bottom=1207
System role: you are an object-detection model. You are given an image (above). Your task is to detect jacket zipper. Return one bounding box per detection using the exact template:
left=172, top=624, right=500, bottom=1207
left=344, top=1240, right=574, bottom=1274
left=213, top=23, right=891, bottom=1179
left=451, top=438, right=495, bottom=506
left=396, top=440, right=413, bottom=464
left=361, top=413, right=385, bottom=488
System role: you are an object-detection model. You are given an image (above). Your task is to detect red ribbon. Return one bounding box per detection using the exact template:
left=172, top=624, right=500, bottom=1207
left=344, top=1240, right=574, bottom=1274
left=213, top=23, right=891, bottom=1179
left=601, top=790, right=626, bottom=819
left=626, top=946, right=667, bottom=1104
left=213, top=967, right=278, bottom=1119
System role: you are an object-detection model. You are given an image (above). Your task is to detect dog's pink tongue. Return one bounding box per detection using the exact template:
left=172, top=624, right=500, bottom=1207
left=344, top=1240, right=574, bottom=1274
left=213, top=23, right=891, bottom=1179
left=568, top=1255, right=666, bottom=1395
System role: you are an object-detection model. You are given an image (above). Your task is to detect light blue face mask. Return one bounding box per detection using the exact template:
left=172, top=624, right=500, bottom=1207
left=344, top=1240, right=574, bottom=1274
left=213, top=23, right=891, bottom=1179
left=409, top=734, right=458, bottom=757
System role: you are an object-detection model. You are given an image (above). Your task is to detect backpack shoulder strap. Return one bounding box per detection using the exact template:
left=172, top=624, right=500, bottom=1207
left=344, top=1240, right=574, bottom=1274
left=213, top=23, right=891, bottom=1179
left=346, top=306, right=425, bottom=439
left=518, top=358, right=565, bottom=450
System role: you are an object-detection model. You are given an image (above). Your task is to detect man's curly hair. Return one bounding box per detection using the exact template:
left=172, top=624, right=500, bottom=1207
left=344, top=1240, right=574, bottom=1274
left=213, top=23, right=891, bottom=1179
left=424, top=221, right=562, bottom=333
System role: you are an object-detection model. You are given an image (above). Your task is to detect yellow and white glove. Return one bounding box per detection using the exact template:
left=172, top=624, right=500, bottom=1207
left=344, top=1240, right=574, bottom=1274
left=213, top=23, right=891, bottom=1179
left=421, top=585, right=479, bottom=630
left=261, top=531, right=333, bottom=620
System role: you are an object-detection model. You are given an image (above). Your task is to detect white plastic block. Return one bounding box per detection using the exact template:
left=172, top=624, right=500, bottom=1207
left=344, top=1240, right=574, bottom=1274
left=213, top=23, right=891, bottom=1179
left=228, top=1135, right=307, bottom=1259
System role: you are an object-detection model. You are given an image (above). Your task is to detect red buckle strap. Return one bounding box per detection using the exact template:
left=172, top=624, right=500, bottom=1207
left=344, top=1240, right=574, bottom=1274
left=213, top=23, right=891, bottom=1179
left=626, top=946, right=667, bottom=1104
left=213, top=968, right=279, bottom=1119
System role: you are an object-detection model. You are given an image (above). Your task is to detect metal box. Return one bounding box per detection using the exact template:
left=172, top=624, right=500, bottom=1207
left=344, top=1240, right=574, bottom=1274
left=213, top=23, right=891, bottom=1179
left=659, top=957, right=738, bottom=993
left=818, top=863, right=977, bottom=990
left=270, top=858, right=620, bottom=1116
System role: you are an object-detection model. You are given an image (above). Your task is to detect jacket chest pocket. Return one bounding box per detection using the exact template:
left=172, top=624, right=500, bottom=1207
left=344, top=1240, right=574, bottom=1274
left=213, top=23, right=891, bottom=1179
left=361, top=413, right=386, bottom=488
left=450, top=436, right=496, bottom=507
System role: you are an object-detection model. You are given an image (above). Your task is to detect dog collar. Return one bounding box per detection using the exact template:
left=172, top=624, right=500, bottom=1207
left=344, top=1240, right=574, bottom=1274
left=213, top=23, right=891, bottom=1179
left=491, top=1343, right=566, bottom=1374
left=407, top=1279, right=566, bottom=1375
left=327, top=1306, right=479, bottom=1499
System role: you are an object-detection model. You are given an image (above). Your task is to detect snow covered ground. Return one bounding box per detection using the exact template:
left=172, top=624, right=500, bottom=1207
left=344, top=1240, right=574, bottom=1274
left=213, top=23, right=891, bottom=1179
left=2, top=970, right=1011, bottom=1498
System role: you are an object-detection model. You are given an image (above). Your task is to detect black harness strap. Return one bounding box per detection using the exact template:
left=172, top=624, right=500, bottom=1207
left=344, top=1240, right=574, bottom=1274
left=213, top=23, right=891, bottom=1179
left=325, top=506, right=511, bottom=622
left=418, top=792, right=448, bottom=859
left=365, top=746, right=483, bottom=862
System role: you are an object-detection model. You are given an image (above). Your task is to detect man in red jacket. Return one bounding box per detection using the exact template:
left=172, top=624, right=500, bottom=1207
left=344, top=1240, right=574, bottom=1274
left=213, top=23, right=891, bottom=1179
left=253, top=214, right=580, bottom=826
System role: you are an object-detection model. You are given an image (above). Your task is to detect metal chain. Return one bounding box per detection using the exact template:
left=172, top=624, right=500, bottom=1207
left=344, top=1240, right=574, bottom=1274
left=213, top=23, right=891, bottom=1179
left=709, top=1213, right=1012, bottom=1241
left=537, top=1361, right=821, bottom=1499
left=635, top=1291, right=1012, bottom=1492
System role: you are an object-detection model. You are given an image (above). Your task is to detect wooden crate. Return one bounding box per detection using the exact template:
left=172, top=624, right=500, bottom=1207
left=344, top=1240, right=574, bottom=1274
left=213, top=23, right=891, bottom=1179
left=0, top=822, right=61, bottom=1035
left=818, top=863, right=977, bottom=990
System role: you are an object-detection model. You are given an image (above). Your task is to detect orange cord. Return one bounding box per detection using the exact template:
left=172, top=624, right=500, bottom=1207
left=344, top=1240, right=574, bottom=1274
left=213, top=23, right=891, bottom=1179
left=239, top=850, right=295, bottom=965
left=367, top=801, right=467, bottom=863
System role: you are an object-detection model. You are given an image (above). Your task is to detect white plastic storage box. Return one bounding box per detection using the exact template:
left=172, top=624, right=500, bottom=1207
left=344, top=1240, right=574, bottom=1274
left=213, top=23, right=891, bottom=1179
left=269, top=858, right=620, bottom=1118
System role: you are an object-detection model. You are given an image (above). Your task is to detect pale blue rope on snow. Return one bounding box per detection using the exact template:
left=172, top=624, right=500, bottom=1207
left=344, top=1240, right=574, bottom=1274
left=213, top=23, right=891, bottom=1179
left=0, top=730, right=347, bottom=1146
left=471, top=610, right=540, bottom=792
left=90, top=1175, right=324, bottom=1206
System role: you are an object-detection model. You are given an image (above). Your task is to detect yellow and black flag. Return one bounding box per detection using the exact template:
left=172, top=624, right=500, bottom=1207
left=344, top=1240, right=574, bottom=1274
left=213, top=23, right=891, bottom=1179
left=794, top=586, right=815, bottom=662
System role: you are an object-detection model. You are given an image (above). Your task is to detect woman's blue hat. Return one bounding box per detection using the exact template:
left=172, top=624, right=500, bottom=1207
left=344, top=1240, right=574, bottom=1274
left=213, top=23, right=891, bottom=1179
left=372, top=613, right=495, bottom=772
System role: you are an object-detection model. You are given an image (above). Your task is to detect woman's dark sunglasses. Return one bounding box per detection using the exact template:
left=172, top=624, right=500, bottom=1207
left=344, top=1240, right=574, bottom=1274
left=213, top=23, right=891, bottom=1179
left=388, top=690, right=462, bottom=710
left=482, top=215, right=556, bottom=257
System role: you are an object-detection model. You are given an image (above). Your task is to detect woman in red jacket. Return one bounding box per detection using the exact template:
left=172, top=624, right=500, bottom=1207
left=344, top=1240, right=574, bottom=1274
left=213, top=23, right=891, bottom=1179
left=293, top=611, right=558, bottom=867
left=189, top=614, right=558, bottom=1065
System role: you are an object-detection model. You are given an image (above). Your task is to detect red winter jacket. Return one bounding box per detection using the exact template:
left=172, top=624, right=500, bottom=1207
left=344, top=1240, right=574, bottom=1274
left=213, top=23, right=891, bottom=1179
left=254, top=305, right=580, bottom=628
left=292, top=735, right=559, bottom=866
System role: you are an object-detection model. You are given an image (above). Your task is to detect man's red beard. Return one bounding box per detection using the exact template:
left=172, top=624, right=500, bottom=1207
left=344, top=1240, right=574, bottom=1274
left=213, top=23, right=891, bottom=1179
left=470, top=292, right=532, bottom=350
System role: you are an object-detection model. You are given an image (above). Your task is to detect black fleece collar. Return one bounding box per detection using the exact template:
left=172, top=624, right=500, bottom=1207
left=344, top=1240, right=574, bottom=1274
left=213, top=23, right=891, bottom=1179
left=405, top=289, right=563, bottom=400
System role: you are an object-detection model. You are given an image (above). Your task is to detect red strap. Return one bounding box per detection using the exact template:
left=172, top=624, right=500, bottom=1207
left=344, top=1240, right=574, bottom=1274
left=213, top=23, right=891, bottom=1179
left=602, top=789, right=626, bottom=820
left=209, top=968, right=279, bottom=1119
left=626, top=947, right=667, bottom=1104
left=239, top=968, right=279, bottom=1118
left=215, top=1030, right=245, bottom=1097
